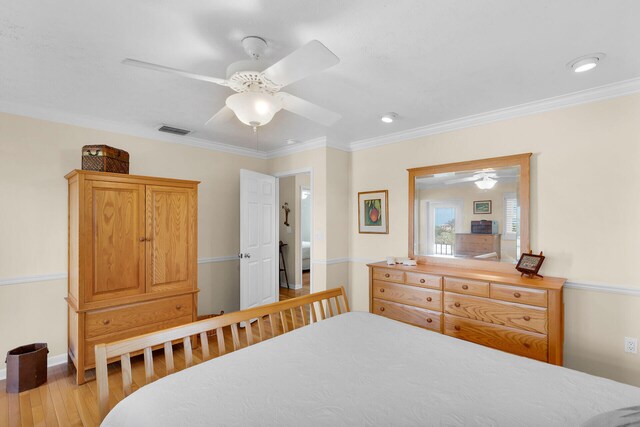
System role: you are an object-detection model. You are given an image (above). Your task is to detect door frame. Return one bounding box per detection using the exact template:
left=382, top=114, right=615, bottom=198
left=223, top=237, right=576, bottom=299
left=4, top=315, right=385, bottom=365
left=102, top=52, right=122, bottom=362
left=272, top=168, right=314, bottom=295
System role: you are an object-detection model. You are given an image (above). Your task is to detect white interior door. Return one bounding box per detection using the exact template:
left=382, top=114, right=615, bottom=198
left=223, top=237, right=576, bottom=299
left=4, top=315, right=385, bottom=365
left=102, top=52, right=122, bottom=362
left=240, top=169, right=278, bottom=311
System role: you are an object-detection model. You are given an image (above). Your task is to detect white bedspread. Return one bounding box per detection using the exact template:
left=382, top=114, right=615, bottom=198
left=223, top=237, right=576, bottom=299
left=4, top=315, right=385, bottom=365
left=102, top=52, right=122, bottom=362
left=103, top=312, right=640, bottom=426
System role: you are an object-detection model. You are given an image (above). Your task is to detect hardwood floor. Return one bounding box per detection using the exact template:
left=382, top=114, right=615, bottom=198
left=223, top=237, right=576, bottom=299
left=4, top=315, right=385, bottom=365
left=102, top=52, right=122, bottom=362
left=279, top=271, right=310, bottom=301
left=0, top=311, right=305, bottom=427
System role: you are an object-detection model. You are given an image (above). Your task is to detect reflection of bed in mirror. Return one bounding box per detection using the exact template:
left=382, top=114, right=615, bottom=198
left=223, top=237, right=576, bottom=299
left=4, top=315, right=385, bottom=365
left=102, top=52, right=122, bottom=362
left=302, top=240, right=310, bottom=270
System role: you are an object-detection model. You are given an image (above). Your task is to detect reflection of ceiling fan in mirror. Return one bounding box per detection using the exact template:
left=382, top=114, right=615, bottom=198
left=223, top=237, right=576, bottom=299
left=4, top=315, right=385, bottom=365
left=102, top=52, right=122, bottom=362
left=122, top=37, right=342, bottom=130
left=445, top=170, right=518, bottom=189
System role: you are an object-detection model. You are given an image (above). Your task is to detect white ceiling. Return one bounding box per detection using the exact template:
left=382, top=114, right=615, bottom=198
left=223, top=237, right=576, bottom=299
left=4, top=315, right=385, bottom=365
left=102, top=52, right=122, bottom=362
left=2, top=1, right=640, bottom=153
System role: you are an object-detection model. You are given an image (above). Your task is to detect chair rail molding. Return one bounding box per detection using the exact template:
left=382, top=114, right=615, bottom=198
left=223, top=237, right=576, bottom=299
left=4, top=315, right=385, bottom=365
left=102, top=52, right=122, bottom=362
left=1, top=256, right=240, bottom=287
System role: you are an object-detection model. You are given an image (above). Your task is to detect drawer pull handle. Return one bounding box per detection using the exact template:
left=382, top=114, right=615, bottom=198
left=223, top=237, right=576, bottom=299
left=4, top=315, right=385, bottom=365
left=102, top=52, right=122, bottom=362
left=514, top=292, right=521, bottom=298
left=454, top=325, right=461, bottom=331
left=384, top=273, right=390, bottom=278
left=420, top=279, right=426, bottom=284
left=380, top=307, right=385, bottom=312
left=454, top=302, right=460, bottom=307
left=102, top=319, right=110, bottom=325
left=176, top=304, right=182, bottom=310
left=523, top=343, right=531, bottom=349
left=380, top=288, right=385, bottom=293
left=426, top=297, right=432, bottom=302
left=426, top=318, right=433, bottom=323
left=523, top=316, right=531, bottom=321
left=139, top=237, right=146, bottom=242
left=462, top=285, right=469, bottom=290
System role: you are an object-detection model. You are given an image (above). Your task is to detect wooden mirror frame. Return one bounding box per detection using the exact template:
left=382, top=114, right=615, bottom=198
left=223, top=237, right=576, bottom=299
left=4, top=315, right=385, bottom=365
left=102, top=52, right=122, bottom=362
left=408, top=153, right=531, bottom=272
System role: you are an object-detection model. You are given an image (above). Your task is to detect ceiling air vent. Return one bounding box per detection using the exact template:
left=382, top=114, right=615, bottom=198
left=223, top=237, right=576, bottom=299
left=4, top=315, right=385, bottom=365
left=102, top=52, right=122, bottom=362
left=158, top=125, right=191, bottom=136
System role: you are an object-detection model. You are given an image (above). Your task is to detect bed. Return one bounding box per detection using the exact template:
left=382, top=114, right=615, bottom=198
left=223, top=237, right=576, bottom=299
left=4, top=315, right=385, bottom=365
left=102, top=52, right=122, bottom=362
left=98, top=289, right=640, bottom=426
left=302, top=240, right=311, bottom=270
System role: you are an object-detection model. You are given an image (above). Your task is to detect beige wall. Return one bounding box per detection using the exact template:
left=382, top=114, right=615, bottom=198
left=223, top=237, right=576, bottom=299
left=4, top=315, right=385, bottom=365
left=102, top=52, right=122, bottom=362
left=3, top=92, right=640, bottom=387
left=268, top=147, right=351, bottom=295
left=0, top=112, right=265, bottom=361
left=349, top=93, right=640, bottom=385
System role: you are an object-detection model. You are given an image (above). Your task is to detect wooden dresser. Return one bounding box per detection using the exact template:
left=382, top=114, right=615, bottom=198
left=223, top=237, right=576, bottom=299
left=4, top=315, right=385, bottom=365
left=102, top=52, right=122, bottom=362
left=368, top=262, right=565, bottom=364
left=66, top=170, right=199, bottom=383
left=455, top=233, right=501, bottom=258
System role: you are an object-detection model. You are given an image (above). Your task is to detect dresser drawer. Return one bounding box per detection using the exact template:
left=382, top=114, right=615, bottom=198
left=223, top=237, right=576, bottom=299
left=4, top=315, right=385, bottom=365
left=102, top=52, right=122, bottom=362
left=444, top=315, right=547, bottom=362
left=85, top=294, right=193, bottom=338
left=373, top=298, right=441, bottom=332
left=372, top=268, right=404, bottom=283
left=84, top=314, right=193, bottom=367
left=444, top=293, right=547, bottom=334
left=373, top=281, right=441, bottom=311
left=444, top=277, right=489, bottom=297
left=490, top=284, right=547, bottom=307
left=405, top=272, right=442, bottom=289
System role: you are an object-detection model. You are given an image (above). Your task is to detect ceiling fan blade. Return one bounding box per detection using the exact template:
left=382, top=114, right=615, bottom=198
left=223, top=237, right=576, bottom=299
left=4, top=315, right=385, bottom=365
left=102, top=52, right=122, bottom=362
left=261, top=40, right=339, bottom=87
left=122, top=59, right=229, bottom=86
left=279, top=92, right=341, bottom=127
left=444, top=176, right=479, bottom=185
left=205, top=106, right=235, bottom=127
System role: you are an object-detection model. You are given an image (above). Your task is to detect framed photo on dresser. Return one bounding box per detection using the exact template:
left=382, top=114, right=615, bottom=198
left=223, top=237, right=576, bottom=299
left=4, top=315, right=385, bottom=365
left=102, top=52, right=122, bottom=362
left=358, top=190, right=388, bottom=234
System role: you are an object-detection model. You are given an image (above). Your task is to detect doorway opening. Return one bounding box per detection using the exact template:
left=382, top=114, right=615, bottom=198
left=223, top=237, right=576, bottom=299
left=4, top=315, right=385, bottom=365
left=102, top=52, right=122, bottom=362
left=277, top=172, right=311, bottom=303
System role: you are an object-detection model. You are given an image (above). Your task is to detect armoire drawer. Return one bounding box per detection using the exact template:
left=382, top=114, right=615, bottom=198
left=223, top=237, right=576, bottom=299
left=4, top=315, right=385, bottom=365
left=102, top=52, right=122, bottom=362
left=372, top=268, right=404, bottom=283
left=373, top=281, right=441, bottom=311
left=405, top=272, right=442, bottom=289
left=85, top=294, right=193, bottom=338
left=444, top=315, right=548, bottom=362
left=373, top=298, right=441, bottom=332
left=443, top=293, right=547, bottom=334
left=84, top=314, right=192, bottom=367
left=490, top=283, right=547, bottom=307
left=444, top=277, right=489, bottom=297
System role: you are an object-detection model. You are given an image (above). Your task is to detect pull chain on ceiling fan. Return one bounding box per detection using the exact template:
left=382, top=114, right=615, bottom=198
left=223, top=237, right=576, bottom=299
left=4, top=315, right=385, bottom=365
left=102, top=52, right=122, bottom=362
left=122, top=37, right=342, bottom=129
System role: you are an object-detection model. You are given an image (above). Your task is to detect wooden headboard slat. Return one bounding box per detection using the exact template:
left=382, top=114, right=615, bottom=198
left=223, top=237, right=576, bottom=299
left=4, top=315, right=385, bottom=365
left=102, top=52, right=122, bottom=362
left=96, top=286, right=349, bottom=420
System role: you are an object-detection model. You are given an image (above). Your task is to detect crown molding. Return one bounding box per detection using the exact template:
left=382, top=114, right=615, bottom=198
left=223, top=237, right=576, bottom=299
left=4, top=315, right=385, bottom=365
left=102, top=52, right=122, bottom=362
left=0, top=100, right=267, bottom=159
left=3, top=77, right=639, bottom=160
left=264, top=136, right=328, bottom=159
left=348, top=76, right=640, bottom=152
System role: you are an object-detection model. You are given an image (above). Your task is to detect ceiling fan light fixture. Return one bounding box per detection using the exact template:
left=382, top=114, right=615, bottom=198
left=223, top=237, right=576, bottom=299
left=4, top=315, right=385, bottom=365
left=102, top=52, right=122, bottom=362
left=475, top=176, right=497, bottom=190
left=381, top=112, right=398, bottom=123
left=567, top=53, right=605, bottom=73
left=226, top=92, right=283, bottom=127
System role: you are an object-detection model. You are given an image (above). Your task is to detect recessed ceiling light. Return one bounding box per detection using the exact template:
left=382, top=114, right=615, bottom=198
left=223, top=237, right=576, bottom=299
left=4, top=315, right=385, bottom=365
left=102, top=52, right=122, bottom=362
left=567, top=53, right=606, bottom=73
left=381, top=112, right=398, bottom=123
left=286, top=139, right=299, bottom=145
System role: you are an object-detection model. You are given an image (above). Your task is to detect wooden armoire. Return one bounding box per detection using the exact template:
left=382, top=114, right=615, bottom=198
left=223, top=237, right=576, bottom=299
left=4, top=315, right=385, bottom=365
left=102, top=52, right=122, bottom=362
left=66, top=170, right=199, bottom=384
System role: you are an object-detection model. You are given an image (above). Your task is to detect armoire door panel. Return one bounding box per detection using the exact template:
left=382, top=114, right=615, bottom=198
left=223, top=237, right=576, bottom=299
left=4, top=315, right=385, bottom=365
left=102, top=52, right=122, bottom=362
left=146, top=185, right=196, bottom=293
left=85, top=181, right=146, bottom=302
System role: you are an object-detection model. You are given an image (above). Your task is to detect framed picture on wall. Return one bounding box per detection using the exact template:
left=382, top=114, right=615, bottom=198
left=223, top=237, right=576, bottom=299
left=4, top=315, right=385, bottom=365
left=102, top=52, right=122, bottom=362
left=473, top=200, right=492, bottom=214
left=358, top=190, right=388, bottom=234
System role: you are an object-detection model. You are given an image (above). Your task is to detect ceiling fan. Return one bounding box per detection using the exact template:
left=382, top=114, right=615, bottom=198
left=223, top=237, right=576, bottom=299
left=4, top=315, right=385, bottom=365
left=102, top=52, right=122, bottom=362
left=122, top=37, right=342, bottom=130
left=445, top=170, right=517, bottom=189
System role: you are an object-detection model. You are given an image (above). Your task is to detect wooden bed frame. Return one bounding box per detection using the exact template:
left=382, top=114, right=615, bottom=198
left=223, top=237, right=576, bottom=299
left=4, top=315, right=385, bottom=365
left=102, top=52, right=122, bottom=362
left=95, top=287, right=350, bottom=420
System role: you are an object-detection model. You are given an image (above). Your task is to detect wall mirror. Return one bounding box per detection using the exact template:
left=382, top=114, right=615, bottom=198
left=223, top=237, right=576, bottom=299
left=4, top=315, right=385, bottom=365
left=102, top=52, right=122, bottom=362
left=408, top=154, right=531, bottom=266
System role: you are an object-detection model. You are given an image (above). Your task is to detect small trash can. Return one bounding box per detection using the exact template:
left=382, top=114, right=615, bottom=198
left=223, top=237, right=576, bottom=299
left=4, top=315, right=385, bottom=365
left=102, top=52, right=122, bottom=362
left=5, top=343, right=48, bottom=393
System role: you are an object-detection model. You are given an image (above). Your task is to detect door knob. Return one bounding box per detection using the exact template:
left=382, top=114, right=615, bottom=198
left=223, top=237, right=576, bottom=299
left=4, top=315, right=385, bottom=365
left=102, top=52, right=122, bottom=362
left=244, top=253, right=251, bottom=259
left=238, top=253, right=244, bottom=259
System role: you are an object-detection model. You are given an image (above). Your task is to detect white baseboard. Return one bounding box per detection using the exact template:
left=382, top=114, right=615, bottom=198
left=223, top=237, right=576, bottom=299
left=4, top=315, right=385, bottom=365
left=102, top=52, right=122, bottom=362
left=0, top=353, right=67, bottom=381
